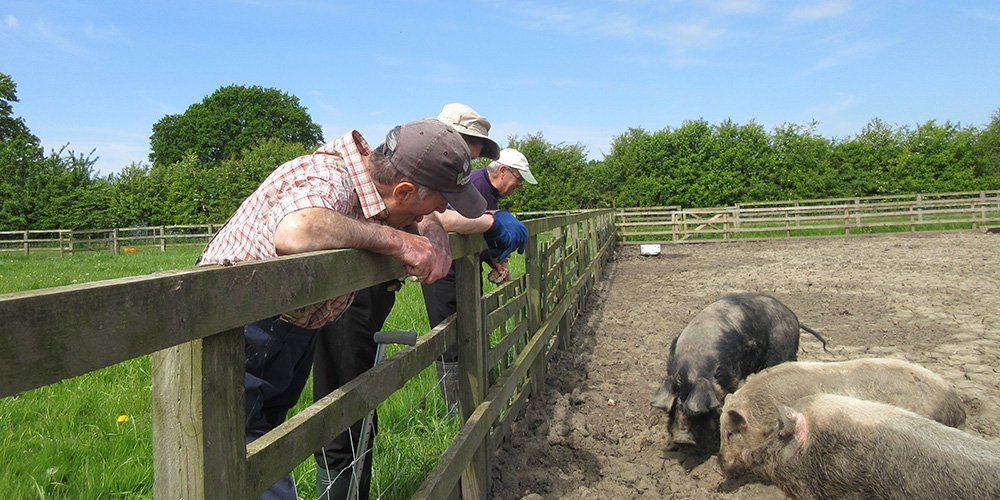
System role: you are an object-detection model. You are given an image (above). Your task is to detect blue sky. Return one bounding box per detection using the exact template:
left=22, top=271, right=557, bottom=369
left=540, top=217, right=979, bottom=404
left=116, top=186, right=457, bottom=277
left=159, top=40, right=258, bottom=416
left=3, top=1, right=999, bottom=177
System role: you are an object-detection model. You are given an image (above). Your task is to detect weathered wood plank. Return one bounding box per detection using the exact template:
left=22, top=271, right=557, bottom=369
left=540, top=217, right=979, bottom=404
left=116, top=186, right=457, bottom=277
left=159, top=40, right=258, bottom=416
left=245, top=320, right=456, bottom=497
left=487, top=320, right=529, bottom=369
left=455, top=253, right=488, bottom=500
left=0, top=233, right=485, bottom=399
left=151, top=327, right=245, bottom=500
left=412, top=267, right=575, bottom=499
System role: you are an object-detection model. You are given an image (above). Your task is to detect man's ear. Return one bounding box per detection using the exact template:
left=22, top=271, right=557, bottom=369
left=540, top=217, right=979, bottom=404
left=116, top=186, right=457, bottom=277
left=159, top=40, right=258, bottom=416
left=391, top=181, right=417, bottom=203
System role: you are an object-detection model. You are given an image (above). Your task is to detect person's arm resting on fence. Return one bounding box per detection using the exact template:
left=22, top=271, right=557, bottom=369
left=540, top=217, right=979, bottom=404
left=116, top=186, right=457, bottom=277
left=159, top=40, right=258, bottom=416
left=429, top=209, right=528, bottom=264
left=273, top=207, right=448, bottom=282
left=482, top=210, right=528, bottom=263
left=433, top=209, right=496, bottom=235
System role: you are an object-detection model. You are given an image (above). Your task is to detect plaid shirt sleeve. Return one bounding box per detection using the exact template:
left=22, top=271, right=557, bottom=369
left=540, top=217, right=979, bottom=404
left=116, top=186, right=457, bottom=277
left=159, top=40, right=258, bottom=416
left=197, top=130, right=383, bottom=329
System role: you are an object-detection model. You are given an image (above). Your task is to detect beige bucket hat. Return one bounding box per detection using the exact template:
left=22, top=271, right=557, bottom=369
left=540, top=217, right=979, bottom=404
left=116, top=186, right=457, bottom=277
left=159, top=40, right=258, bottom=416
left=435, top=103, right=501, bottom=160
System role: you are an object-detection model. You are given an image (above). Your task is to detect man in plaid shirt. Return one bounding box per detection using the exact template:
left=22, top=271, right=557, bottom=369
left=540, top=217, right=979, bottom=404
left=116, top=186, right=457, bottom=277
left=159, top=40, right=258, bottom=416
left=197, top=118, right=484, bottom=500
left=310, top=103, right=504, bottom=500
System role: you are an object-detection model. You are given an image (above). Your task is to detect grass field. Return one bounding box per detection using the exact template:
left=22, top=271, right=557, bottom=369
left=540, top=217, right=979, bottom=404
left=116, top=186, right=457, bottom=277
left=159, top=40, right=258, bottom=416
left=0, top=245, right=521, bottom=499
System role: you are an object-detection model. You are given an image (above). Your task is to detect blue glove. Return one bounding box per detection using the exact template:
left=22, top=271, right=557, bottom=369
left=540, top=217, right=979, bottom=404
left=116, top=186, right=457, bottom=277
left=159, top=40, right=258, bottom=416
left=483, top=210, right=527, bottom=263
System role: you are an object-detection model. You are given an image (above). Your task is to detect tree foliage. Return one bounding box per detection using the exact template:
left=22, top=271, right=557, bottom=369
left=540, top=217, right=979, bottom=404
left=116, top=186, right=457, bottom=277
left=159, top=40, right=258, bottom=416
left=2, top=70, right=999, bottom=230
left=0, top=72, right=100, bottom=230
left=500, top=133, right=599, bottom=212
left=599, top=114, right=1000, bottom=208
left=149, top=84, right=323, bottom=165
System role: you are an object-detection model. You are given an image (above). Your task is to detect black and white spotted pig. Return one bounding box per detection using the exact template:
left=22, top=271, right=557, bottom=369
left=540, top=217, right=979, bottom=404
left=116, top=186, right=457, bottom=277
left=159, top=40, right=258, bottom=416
left=650, top=293, right=825, bottom=449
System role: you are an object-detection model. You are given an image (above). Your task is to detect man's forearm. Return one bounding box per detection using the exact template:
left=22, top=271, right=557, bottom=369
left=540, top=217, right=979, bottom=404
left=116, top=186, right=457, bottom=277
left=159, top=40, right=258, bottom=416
left=274, top=207, right=409, bottom=257
left=433, top=209, right=494, bottom=235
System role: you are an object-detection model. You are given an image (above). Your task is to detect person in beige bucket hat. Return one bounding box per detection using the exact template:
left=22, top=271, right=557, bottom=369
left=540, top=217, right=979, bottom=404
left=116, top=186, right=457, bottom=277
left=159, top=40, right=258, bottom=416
left=435, top=102, right=501, bottom=160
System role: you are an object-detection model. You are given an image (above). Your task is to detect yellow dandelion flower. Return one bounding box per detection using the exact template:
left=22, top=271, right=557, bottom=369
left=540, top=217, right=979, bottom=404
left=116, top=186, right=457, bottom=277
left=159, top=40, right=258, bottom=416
left=117, top=414, right=130, bottom=423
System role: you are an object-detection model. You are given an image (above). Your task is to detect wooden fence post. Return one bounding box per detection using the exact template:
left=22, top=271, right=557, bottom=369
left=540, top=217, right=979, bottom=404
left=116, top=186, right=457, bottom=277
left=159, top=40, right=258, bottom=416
left=455, top=253, right=487, bottom=500
left=112, top=228, right=120, bottom=255
left=23, top=230, right=28, bottom=256
left=525, top=231, right=544, bottom=396
left=620, top=208, right=628, bottom=243
left=917, top=193, right=925, bottom=224
left=160, top=226, right=166, bottom=251
left=151, top=327, right=246, bottom=499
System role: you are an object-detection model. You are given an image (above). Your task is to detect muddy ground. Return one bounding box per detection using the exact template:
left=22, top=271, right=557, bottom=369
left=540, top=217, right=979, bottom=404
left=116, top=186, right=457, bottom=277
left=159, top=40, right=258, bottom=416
left=490, top=230, right=1000, bottom=500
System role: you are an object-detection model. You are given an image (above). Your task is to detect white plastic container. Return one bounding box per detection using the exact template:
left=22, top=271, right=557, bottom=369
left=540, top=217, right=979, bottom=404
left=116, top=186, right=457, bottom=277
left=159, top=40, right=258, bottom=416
left=639, top=244, right=661, bottom=256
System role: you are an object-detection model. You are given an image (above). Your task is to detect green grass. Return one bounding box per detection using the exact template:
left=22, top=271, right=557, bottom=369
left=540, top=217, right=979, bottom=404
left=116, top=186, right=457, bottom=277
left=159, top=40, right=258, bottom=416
left=1, top=245, right=524, bottom=499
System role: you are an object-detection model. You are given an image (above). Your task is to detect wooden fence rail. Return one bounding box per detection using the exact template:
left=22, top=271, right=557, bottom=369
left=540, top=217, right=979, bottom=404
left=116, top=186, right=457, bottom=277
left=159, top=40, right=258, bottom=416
left=618, top=191, right=1000, bottom=243
left=0, top=209, right=616, bottom=499
left=0, top=224, right=217, bottom=255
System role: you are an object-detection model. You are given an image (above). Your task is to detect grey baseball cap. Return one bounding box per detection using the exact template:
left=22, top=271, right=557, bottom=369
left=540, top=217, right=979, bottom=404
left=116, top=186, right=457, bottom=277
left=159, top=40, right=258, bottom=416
left=435, top=103, right=501, bottom=160
left=383, top=119, right=486, bottom=218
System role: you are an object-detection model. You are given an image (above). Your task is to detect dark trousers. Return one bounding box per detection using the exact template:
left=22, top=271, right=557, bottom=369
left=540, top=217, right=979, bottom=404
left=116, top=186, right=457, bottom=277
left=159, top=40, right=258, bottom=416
left=422, top=273, right=459, bottom=362
left=312, top=282, right=398, bottom=495
left=244, top=316, right=319, bottom=500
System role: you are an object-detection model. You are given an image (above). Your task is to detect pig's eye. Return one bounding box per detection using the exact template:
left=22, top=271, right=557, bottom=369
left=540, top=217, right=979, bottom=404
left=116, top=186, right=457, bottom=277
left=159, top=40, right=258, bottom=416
left=725, top=431, right=733, bottom=441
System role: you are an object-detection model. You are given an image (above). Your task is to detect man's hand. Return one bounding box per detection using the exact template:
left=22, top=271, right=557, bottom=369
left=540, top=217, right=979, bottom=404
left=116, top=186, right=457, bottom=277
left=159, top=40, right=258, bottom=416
left=487, top=260, right=511, bottom=284
left=483, top=210, right=528, bottom=263
left=392, top=230, right=450, bottom=283
left=414, top=215, right=453, bottom=283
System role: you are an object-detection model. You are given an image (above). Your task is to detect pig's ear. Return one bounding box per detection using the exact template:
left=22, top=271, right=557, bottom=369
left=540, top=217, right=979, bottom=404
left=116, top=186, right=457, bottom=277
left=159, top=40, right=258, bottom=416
left=726, top=409, right=748, bottom=431
left=684, top=378, right=722, bottom=415
left=776, top=405, right=800, bottom=438
left=651, top=383, right=676, bottom=410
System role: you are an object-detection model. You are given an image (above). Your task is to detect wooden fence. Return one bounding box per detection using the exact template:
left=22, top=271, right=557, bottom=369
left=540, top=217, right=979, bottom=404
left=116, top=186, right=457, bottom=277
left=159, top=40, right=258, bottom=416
left=618, top=190, right=1000, bottom=243
left=0, top=209, right=616, bottom=499
left=0, top=224, right=217, bottom=255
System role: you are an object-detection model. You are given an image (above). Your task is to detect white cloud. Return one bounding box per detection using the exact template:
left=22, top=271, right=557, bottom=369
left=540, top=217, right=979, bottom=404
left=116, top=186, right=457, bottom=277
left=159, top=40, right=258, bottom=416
left=84, top=22, right=121, bottom=41
left=807, top=92, right=858, bottom=117
left=712, top=0, right=766, bottom=15
left=508, top=3, right=724, bottom=49
left=5, top=15, right=19, bottom=28
left=788, top=1, right=851, bottom=22
left=795, top=37, right=890, bottom=76
left=35, top=21, right=85, bottom=53
left=962, top=8, right=1000, bottom=23
left=668, top=21, right=725, bottom=47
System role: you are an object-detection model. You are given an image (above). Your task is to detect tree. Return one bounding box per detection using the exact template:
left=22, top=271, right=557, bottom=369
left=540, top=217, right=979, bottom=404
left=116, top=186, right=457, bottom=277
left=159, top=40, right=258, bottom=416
left=0, top=72, right=44, bottom=229
left=149, top=85, right=323, bottom=165
left=501, top=133, right=592, bottom=212
left=771, top=121, right=837, bottom=200
left=212, top=138, right=314, bottom=217
left=832, top=118, right=905, bottom=196
left=970, top=108, right=1000, bottom=187
left=0, top=73, right=99, bottom=230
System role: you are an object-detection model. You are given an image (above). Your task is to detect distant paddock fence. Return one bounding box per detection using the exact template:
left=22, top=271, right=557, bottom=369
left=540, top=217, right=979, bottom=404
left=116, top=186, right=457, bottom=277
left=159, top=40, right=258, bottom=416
left=0, top=209, right=616, bottom=499
left=0, top=224, right=218, bottom=256
left=617, top=190, right=1000, bottom=244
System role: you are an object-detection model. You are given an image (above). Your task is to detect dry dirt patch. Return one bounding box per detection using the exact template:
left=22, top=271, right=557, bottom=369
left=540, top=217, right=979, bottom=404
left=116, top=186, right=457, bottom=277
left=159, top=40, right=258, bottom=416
left=491, top=231, right=1000, bottom=500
